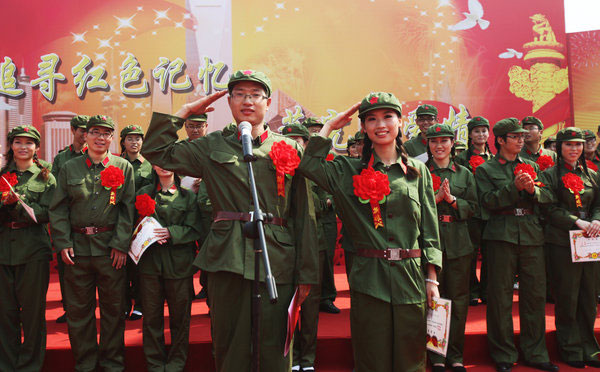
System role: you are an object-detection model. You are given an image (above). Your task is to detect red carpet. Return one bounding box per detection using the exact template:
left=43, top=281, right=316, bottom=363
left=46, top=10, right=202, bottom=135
left=41, top=262, right=600, bottom=371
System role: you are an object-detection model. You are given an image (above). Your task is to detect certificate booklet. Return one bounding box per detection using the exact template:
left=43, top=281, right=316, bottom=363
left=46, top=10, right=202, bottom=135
left=129, top=216, right=162, bottom=264
left=569, top=230, right=600, bottom=262
left=426, top=297, right=452, bottom=357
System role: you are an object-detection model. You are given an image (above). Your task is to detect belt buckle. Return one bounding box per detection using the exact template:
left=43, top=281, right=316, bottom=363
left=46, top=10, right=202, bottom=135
left=387, top=248, right=401, bottom=261
left=9, top=222, right=17, bottom=229
left=514, top=208, right=524, bottom=216
left=85, top=226, right=96, bottom=235
left=441, top=215, right=452, bottom=223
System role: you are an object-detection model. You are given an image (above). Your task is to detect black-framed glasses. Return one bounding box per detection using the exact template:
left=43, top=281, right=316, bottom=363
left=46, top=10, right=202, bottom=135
left=230, top=92, right=268, bottom=103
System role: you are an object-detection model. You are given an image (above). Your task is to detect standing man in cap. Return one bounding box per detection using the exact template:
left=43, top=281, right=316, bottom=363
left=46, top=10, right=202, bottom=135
left=475, top=118, right=556, bottom=372
left=520, top=116, right=557, bottom=164
left=405, top=104, right=438, bottom=161
left=50, top=115, right=135, bottom=372
left=583, top=130, right=600, bottom=170
left=184, top=114, right=208, bottom=141
left=346, top=135, right=360, bottom=158
left=51, top=114, right=89, bottom=324
left=353, top=130, right=365, bottom=156
left=543, top=136, right=557, bottom=153
left=142, top=69, right=318, bottom=371
left=120, top=124, right=152, bottom=321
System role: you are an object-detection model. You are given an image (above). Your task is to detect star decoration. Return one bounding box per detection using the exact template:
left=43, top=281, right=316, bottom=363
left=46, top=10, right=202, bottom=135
left=183, top=13, right=191, bottom=19
left=240, top=32, right=246, bottom=36
left=420, top=10, right=427, bottom=16
left=102, top=95, right=112, bottom=102
left=275, top=2, right=285, bottom=10
left=114, top=42, right=120, bottom=46
left=437, top=0, right=452, bottom=8
left=423, top=72, right=430, bottom=76
left=115, top=14, right=136, bottom=31
left=71, top=32, right=88, bottom=44
left=434, top=22, right=442, bottom=28
left=434, top=53, right=440, bottom=58
left=119, top=51, right=125, bottom=55
left=132, top=34, right=137, bottom=38
left=263, top=17, right=268, bottom=21
left=94, top=52, right=106, bottom=61
left=115, top=31, right=121, bottom=35
left=275, top=14, right=280, bottom=18
left=154, top=8, right=171, bottom=23
left=97, top=37, right=113, bottom=49
left=256, top=26, right=264, bottom=32
left=174, top=21, right=184, bottom=28
left=93, top=25, right=99, bottom=30
left=137, top=6, right=143, bottom=11
left=133, top=102, right=144, bottom=109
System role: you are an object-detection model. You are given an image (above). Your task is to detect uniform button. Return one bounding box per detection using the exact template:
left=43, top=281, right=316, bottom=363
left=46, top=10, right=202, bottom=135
left=92, top=206, right=97, bottom=210
left=388, top=237, right=394, bottom=242
left=389, top=262, right=396, bottom=267
left=94, top=192, right=99, bottom=195
left=387, top=213, right=393, bottom=218
left=95, top=176, right=100, bottom=181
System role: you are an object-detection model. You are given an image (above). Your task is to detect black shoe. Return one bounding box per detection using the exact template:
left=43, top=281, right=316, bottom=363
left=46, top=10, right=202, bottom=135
left=451, top=366, right=466, bottom=372
left=565, top=360, right=585, bottom=368
left=56, top=313, right=67, bottom=324
left=585, top=360, right=600, bottom=368
left=319, top=300, right=340, bottom=314
left=496, top=362, right=513, bottom=372
left=481, top=297, right=487, bottom=304
left=432, top=365, right=445, bottom=372
left=129, top=308, right=143, bottom=321
left=469, top=298, right=480, bottom=306
left=195, top=288, right=207, bottom=300
left=524, top=361, right=559, bottom=371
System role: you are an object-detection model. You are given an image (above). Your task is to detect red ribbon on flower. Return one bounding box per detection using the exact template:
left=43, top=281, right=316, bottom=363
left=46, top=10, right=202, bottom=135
left=100, top=165, right=125, bottom=205
left=586, top=160, right=598, bottom=172
left=326, top=153, right=335, bottom=162
left=468, top=155, right=485, bottom=174
left=352, top=158, right=391, bottom=229
left=135, top=194, right=156, bottom=217
left=269, top=141, right=301, bottom=197
left=0, top=172, right=18, bottom=193
left=536, top=155, right=554, bottom=171
left=562, top=172, right=584, bottom=207
left=431, top=173, right=441, bottom=192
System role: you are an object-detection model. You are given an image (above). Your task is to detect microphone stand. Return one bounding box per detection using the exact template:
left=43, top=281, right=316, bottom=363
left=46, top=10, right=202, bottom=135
left=241, top=148, right=278, bottom=372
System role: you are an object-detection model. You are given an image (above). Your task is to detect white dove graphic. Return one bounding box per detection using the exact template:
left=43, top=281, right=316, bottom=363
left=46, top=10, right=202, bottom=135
left=448, top=0, right=490, bottom=31
left=498, top=48, right=523, bottom=59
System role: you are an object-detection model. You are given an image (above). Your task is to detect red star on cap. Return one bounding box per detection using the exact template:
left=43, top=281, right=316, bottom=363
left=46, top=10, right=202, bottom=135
left=101, top=115, right=107, bottom=121
left=476, top=117, right=481, bottom=121
left=23, top=127, right=29, bottom=132
left=243, top=70, right=253, bottom=75
left=369, top=96, right=378, bottom=104
left=572, top=132, right=576, bottom=136
left=435, top=127, right=441, bottom=132
left=287, top=127, right=292, bottom=132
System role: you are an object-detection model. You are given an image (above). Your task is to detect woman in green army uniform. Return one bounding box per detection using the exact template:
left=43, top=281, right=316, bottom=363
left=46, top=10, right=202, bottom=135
left=298, top=92, right=442, bottom=372
left=135, top=165, right=202, bottom=371
left=0, top=125, right=56, bottom=371
left=540, top=127, right=600, bottom=368
left=425, top=124, right=478, bottom=372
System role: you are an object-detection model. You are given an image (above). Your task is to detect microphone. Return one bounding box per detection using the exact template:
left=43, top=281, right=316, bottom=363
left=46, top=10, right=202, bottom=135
left=238, top=121, right=255, bottom=162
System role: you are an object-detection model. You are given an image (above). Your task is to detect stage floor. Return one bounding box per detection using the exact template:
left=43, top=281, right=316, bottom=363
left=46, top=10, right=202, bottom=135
left=41, top=261, right=600, bottom=371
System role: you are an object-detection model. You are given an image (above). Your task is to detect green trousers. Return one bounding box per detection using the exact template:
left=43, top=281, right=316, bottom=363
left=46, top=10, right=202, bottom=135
left=140, top=274, right=194, bottom=372
left=429, top=253, right=472, bottom=365
left=207, top=271, right=294, bottom=372
left=468, top=218, right=487, bottom=301
left=320, top=221, right=338, bottom=304
left=344, top=251, right=354, bottom=284
left=0, top=260, right=49, bottom=372
left=56, top=252, right=67, bottom=311
left=293, top=251, right=325, bottom=368
left=350, top=291, right=426, bottom=372
left=486, top=240, right=549, bottom=364
left=126, top=256, right=142, bottom=312
left=64, top=255, right=127, bottom=372
left=547, top=243, right=600, bottom=362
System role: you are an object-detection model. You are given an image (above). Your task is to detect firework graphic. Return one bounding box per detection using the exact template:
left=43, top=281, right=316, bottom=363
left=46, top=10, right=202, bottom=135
left=569, top=31, right=600, bottom=68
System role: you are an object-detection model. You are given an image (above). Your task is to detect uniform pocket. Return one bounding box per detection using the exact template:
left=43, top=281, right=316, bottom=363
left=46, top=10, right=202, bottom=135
left=66, top=178, right=87, bottom=199
left=209, top=151, right=239, bottom=166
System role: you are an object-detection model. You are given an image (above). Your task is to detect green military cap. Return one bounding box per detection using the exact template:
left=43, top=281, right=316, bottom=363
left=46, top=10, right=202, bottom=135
left=282, top=123, right=310, bottom=141
left=347, top=135, right=356, bottom=147
left=227, top=69, right=272, bottom=98
left=492, top=117, right=528, bottom=136
left=302, top=117, right=323, bottom=128
left=70, top=115, right=90, bottom=129
left=545, top=135, right=556, bottom=142
left=521, top=116, right=543, bottom=130
left=354, top=130, right=365, bottom=141
left=454, top=140, right=467, bottom=150
left=87, top=115, right=115, bottom=130
left=582, top=129, right=595, bottom=140
left=188, top=114, right=207, bottom=122
left=8, top=125, right=41, bottom=143
left=120, top=124, right=144, bottom=138
left=221, top=122, right=237, bottom=137
left=358, top=92, right=402, bottom=120
left=556, top=127, right=585, bottom=142
left=415, top=104, right=438, bottom=117
left=467, top=116, right=489, bottom=131
left=426, top=123, right=455, bottom=138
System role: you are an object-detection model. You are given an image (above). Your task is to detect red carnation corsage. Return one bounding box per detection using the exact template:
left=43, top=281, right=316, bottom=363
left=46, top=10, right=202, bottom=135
left=536, top=155, right=554, bottom=171
left=514, top=163, right=537, bottom=179
left=562, top=172, right=584, bottom=207
left=135, top=194, right=156, bottom=217
left=326, top=153, right=335, bottom=162
left=269, top=141, right=301, bottom=197
left=586, top=160, right=598, bottom=172
left=353, top=156, right=391, bottom=229
left=468, top=155, right=485, bottom=174
left=431, top=173, right=441, bottom=192
left=0, top=172, right=18, bottom=193
left=100, top=165, right=125, bottom=205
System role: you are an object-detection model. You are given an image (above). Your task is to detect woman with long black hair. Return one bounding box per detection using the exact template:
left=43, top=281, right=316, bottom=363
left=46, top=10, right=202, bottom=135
left=298, top=92, right=442, bottom=371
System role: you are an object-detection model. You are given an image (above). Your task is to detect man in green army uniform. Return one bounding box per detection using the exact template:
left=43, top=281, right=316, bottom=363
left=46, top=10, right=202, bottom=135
left=50, top=115, right=136, bottom=372
left=454, top=140, right=467, bottom=155
left=475, top=118, right=557, bottom=372
left=221, top=122, right=238, bottom=137
left=404, top=104, right=438, bottom=160
left=583, top=130, right=600, bottom=170
left=141, top=70, right=318, bottom=372
left=346, top=135, right=359, bottom=158
left=120, top=124, right=152, bottom=320
left=520, top=116, right=557, bottom=163
left=303, top=117, right=340, bottom=314
left=51, top=114, right=89, bottom=324
left=184, top=114, right=208, bottom=140
left=543, top=136, right=556, bottom=152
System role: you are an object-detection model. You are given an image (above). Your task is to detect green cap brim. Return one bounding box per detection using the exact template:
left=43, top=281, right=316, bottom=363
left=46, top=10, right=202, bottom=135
left=358, top=105, right=401, bottom=120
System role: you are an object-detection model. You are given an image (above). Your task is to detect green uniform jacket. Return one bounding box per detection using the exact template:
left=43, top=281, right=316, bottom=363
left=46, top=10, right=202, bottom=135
left=0, top=164, right=56, bottom=265
left=49, top=153, right=136, bottom=255
left=454, top=147, right=494, bottom=172
left=429, top=161, right=478, bottom=259
left=404, top=133, right=427, bottom=158
left=475, top=154, right=553, bottom=245
left=312, top=184, right=328, bottom=252
left=123, top=154, right=153, bottom=191
left=589, top=151, right=600, bottom=170
left=136, top=184, right=202, bottom=279
left=51, top=144, right=85, bottom=180
left=519, top=146, right=557, bottom=163
left=141, top=112, right=318, bottom=285
left=540, top=161, right=600, bottom=247
left=298, top=136, right=442, bottom=305
left=196, top=180, right=213, bottom=246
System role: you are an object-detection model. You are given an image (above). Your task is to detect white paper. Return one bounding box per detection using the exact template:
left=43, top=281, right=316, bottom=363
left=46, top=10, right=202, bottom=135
left=180, top=176, right=198, bottom=191
left=569, top=230, right=600, bottom=262
left=414, top=152, right=429, bottom=163
left=426, top=297, right=452, bottom=357
left=1, top=175, right=37, bottom=223
left=129, top=216, right=163, bottom=264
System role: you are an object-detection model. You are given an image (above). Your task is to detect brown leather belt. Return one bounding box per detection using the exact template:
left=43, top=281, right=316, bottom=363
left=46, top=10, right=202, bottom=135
left=356, top=248, right=421, bottom=261
left=72, top=225, right=115, bottom=235
left=438, top=215, right=456, bottom=223
left=214, top=211, right=287, bottom=227
left=496, top=208, right=533, bottom=216
left=4, top=222, right=34, bottom=229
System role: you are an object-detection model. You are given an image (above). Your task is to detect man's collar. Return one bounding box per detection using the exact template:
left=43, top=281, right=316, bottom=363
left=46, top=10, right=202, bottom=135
left=156, top=183, right=177, bottom=194
left=236, top=126, right=271, bottom=144
left=496, top=152, right=522, bottom=165
left=371, top=152, right=407, bottom=174
left=85, top=152, right=111, bottom=168
left=429, top=160, right=456, bottom=172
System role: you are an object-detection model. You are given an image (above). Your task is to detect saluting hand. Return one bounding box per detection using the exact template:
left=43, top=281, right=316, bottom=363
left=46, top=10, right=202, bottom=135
left=110, top=248, right=127, bottom=269
left=175, top=90, right=228, bottom=119
left=320, top=102, right=361, bottom=138
left=61, top=247, right=75, bottom=265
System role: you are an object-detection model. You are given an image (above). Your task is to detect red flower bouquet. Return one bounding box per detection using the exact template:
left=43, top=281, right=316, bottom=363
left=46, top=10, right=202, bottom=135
left=135, top=194, right=156, bottom=217
left=536, top=155, right=554, bottom=171
left=0, top=172, right=18, bottom=192
left=269, top=141, right=300, bottom=197
left=468, top=155, right=485, bottom=173
left=353, top=166, right=391, bottom=229
left=514, top=163, right=537, bottom=179
left=562, top=172, right=584, bottom=207
left=587, top=160, right=598, bottom=172
left=100, top=165, right=125, bottom=205
left=431, top=173, right=441, bottom=192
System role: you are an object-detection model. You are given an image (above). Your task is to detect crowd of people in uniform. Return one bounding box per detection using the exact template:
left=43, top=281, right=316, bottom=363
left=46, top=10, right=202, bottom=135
left=1, top=69, right=600, bottom=372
